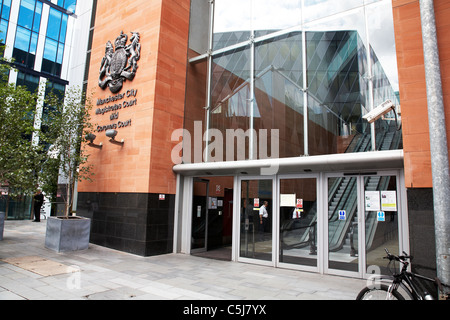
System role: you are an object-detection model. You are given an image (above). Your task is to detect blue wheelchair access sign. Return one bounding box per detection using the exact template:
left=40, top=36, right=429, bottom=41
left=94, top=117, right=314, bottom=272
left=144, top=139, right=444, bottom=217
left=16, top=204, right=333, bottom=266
left=377, top=211, right=385, bottom=222
left=339, top=210, right=346, bottom=220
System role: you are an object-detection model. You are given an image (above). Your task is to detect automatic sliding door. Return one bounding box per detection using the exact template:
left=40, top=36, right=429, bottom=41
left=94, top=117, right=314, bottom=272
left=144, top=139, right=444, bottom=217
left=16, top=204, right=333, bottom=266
left=240, top=179, right=273, bottom=262
left=279, top=177, right=318, bottom=269
left=327, top=176, right=359, bottom=273
left=191, top=179, right=209, bottom=252
left=326, top=173, right=402, bottom=277
left=363, top=174, right=399, bottom=276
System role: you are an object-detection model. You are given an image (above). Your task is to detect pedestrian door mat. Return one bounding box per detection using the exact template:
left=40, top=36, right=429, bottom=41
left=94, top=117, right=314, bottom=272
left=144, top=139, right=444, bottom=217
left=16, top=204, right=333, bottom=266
left=2, top=256, right=79, bottom=276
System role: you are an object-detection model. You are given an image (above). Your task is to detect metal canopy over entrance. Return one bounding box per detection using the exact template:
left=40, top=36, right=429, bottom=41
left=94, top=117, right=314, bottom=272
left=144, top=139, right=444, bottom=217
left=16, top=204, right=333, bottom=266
left=173, top=150, right=404, bottom=177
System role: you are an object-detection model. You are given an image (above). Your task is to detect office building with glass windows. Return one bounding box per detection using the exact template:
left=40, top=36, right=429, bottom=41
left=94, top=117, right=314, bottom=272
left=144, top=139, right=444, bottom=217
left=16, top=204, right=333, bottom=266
left=23, top=0, right=446, bottom=281
left=0, top=0, right=94, bottom=219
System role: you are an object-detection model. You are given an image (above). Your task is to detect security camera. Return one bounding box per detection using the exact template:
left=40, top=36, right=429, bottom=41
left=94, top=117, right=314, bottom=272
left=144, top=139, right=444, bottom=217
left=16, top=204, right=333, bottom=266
left=105, top=129, right=118, bottom=139
left=362, top=99, right=395, bottom=123
left=85, top=133, right=96, bottom=143
left=105, top=129, right=124, bottom=146
left=85, top=133, right=102, bottom=149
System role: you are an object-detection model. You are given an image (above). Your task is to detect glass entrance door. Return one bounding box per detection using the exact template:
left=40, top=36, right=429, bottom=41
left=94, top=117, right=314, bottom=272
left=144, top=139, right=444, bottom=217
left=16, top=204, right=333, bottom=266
left=327, top=176, right=359, bottom=273
left=191, top=178, right=209, bottom=253
left=363, top=174, right=399, bottom=276
left=239, top=178, right=273, bottom=263
left=278, top=177, right=318, bottom=270
left=326, top=172, right=402, bottom=277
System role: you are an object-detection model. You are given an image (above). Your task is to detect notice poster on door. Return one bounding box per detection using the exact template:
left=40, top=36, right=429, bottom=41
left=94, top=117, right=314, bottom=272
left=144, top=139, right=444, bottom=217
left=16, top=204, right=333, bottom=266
left=381, top=191, right=397, bottom=211
left=365, top=191, right=381, bottom=211
left=280, top=194, right=296, bottom=207
left=209, top=197, right=218, bottom=209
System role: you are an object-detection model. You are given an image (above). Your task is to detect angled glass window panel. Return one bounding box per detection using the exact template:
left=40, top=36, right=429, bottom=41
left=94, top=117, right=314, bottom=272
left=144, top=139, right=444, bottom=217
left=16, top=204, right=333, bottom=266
left=213, top=0, right=251, bottom=50
left=366, top=0, right=398, bottom=94
left=303, top=0, right=364, bottom=25
left=29, top=32, right=38, bottom=54
left=210, top=46, right=251, bottom=161
left=14, top=26, right=31, bottom=51
left=362, top=1, right=401, bottom=151
left=32, top=1, right=42, bottom=32
left=1, top=0, right=11, bottom=21
left=254, top=32, right=304, bottom=158
left=0, top=19, right=8, bottom=43
left=56, top=42, right=64, bottom=63
left=46, top=8, right=62, bottom=40
left=211, top=45, right=251, bottom=110
left=43, top=38, right=57, bottom=61
left=184, top=58, right=208, bottom=163
left=304, top=6, right=367, bottom=48
left=253, top=0, right=302, bottom=38
left=210, top=83, right=251, bottom=161
left=59, top=14, right=68, bottom=43
left=17, top=0, right=36, bottom=30
left=306, top=28, right=369, bottom=156
left=64, top=0, right=77, bottom=13
left=255, top=32, right=303, bottom=89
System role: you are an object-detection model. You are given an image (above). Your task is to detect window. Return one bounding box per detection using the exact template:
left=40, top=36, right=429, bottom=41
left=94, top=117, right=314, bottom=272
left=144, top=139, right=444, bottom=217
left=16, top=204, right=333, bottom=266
left=42, top=8, right=68, bottom=76
left=12, top=0, right=42, bottom=68
left=0, top=0, right=11, bottom=44
left=41, top=80, right=66, bottom=135
left=185, top=0, right=402, bottom=162
left=57, top=0, right=76, bottom=13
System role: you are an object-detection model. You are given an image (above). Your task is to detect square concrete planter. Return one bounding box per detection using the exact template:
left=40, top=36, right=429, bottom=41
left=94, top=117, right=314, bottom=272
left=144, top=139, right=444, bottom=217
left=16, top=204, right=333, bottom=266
left=0, top=211, right=5, bottom=241
left=45, top=216, right=91, bottom=252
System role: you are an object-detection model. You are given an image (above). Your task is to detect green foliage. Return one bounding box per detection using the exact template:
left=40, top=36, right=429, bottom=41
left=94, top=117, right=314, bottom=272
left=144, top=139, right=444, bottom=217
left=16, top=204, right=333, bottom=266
left=0, top=44, right=95, bottom=213
left=40, top=86, right=95, bottom=216
left=0, top=63, right=43, bottom=198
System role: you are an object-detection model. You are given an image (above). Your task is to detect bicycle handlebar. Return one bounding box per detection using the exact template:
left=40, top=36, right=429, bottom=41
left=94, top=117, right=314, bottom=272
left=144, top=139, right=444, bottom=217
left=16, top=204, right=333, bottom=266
left=384, top=248, right=413, bottom=263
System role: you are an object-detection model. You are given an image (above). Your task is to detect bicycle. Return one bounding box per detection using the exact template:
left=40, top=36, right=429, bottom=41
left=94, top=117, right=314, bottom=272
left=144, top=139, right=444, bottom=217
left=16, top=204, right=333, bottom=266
left=356, top=248, right=449, bottom=300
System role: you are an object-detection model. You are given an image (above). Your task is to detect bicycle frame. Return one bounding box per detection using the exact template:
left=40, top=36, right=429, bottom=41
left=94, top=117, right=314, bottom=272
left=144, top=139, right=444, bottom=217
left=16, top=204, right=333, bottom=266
left=366, top=274, right=415, bottom=300
left=370, top=259, right=444, bottom=299
left=359, top=249, right=449, bottom=300
left=398, top=271, right=437, bottom=300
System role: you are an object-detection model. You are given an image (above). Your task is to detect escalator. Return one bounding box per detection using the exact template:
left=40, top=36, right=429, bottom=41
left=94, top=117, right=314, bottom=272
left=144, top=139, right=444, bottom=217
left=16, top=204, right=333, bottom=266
left=280, top=128, right=401, bottom=255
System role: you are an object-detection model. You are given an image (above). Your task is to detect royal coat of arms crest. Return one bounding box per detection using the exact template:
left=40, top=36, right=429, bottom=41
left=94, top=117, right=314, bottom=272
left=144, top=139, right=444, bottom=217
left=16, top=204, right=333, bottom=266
left=99, top=31, right=141, bottom=93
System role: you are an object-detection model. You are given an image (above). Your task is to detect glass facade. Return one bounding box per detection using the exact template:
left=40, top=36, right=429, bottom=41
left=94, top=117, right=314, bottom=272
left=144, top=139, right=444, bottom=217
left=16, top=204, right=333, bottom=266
left=42, top=7, right=69, bottom=76
left=58, top=0, right=77, bottom=13
left=13, top=0, right=42, bottom=68
left=0, top=0, right=11, bottom=44
left=185, top=0, right=402, bottom=163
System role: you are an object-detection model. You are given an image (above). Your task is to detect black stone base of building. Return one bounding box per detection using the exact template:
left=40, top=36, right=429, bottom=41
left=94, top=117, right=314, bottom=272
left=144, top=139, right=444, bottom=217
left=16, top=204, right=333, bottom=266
left=406, top=188, right=436, bottom=279
left=76, top=192, right=174, bottom=256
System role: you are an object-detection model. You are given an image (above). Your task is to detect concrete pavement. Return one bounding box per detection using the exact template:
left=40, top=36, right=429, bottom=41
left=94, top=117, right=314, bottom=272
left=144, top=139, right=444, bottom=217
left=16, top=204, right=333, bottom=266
left=0, top=219, right=366, bottom=301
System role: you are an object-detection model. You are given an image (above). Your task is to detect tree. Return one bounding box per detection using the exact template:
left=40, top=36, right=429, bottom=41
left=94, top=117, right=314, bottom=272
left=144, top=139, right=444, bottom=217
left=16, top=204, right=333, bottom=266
left=0, top=58, right=43, bottom=198
left=41, top=86, right=95, bottom=217
left=0, top=39, right=95, bottom=216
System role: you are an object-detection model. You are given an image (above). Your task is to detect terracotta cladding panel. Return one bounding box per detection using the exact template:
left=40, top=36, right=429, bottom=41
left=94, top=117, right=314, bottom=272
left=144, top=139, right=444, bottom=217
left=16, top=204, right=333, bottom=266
left=392, top=0, right=450, bottom=188
left=79, top=0, right=164, bottom=194
left=149, top=0, right=190, bottom=195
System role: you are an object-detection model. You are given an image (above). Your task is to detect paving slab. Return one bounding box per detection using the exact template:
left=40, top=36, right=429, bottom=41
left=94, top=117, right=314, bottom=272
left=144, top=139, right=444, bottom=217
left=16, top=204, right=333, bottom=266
left=0, top=220, right=368, bottom=302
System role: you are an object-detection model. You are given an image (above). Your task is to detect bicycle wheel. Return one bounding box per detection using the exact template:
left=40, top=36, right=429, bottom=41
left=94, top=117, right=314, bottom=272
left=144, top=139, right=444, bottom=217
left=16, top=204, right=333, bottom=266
left=356, top=284, right=405, bottom=300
